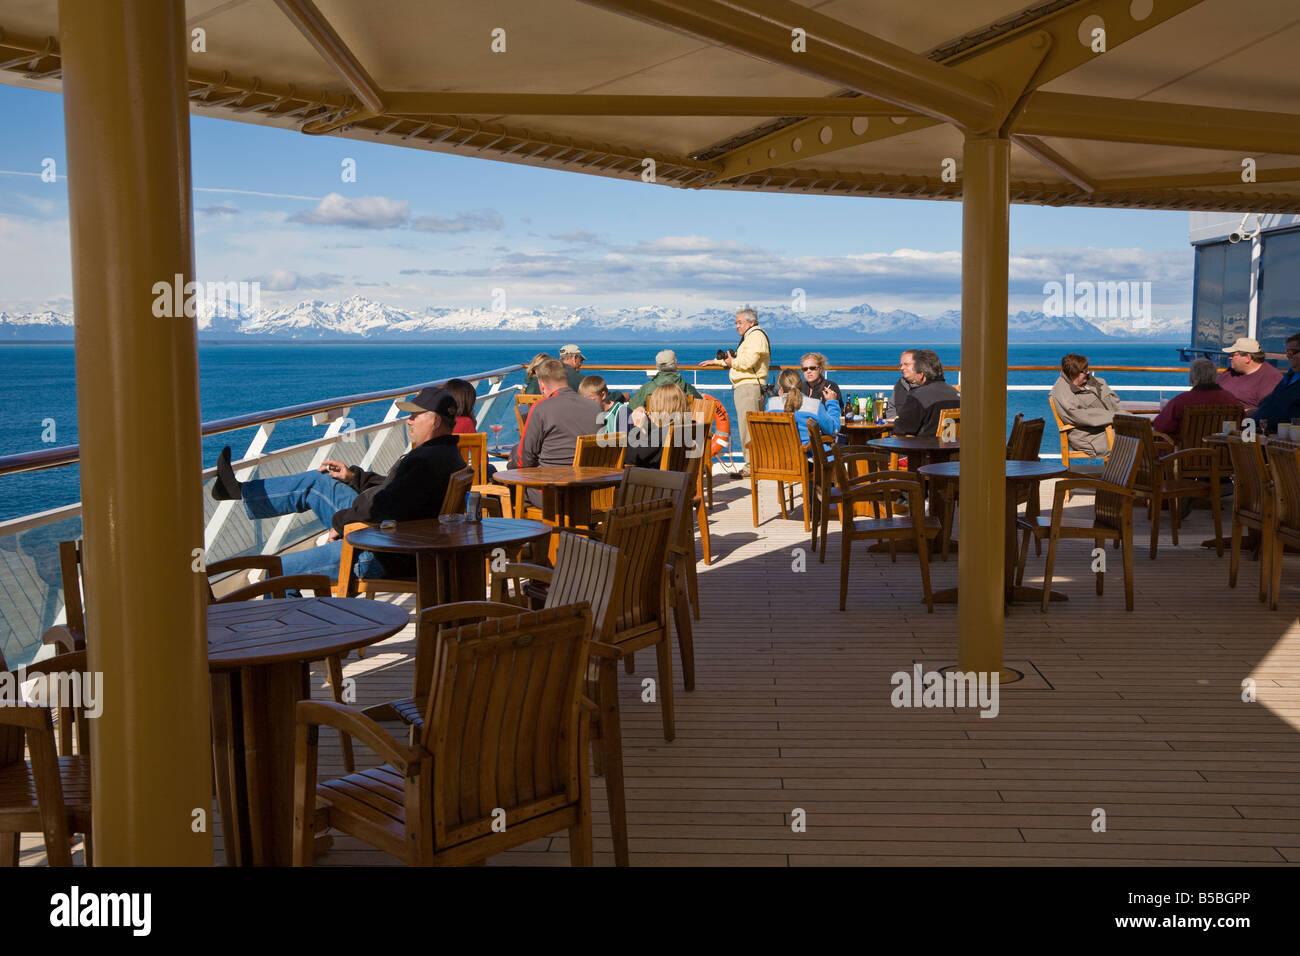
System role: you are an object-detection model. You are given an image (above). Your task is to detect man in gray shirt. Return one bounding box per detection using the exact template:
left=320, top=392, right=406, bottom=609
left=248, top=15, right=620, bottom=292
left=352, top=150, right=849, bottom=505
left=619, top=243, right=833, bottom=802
left=509, top=357, right=603, bottom=506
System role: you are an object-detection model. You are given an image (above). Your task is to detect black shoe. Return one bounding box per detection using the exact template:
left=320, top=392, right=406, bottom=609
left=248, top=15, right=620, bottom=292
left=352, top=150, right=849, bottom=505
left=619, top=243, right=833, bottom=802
left=211, top=446, right=243, bottom=501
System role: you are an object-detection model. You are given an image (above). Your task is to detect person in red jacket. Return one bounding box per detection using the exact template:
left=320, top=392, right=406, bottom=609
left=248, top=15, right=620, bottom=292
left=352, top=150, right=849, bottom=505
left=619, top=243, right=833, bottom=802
left=1151, top=358, right=1244, bottom=438
left=443, top=378, right=480, bottom=434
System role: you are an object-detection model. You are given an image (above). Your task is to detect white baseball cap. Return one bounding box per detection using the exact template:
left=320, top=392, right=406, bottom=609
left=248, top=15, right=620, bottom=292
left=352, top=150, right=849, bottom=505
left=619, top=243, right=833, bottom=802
left=655, top=349, right=678, bottom=370
left=1222, top=337, right=1261, bottom=353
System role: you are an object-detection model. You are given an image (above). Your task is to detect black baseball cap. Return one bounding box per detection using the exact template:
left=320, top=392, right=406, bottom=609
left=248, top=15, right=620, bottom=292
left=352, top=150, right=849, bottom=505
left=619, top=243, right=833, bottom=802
left=396, top=387, right=459, bottom=420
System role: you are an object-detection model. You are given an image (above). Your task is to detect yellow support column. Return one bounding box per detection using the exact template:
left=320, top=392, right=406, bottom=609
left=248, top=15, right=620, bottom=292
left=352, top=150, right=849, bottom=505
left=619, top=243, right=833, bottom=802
left=59, top=0, right=212, bottom=864
left=958, top=134, right=1011, bottom=681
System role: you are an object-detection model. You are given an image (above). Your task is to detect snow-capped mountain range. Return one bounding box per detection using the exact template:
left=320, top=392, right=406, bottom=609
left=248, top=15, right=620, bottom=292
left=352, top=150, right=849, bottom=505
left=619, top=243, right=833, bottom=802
left=0, top=295, right=1190, bottom=342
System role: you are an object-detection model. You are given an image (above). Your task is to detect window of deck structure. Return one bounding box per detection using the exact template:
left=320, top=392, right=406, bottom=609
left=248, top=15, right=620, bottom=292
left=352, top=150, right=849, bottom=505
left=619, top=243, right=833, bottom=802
left=1258, top=227, right=1300, bottom=355
left=1191, top=240, right=1251, bottom=357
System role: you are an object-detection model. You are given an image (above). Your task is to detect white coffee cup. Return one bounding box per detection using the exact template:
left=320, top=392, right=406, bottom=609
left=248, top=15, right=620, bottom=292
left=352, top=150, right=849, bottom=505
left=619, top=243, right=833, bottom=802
left=1280, top=424, right=1294, bottom=441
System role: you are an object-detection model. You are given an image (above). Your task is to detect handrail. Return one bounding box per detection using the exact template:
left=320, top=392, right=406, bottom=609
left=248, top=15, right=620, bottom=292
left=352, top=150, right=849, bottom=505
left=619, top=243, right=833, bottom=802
left=0, top=363, right=524, bottom=478
left=583, top=364, right=1193, bottom=373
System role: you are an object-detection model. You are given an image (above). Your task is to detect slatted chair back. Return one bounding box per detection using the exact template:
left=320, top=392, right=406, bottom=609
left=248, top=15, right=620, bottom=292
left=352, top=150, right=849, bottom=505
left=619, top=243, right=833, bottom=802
left=542, top=533, right=620, bottom=638
left=1112, top=414, right=1161, bottom=492
left=575, top=433, right=625, bottom=510
left=0, top=646, right=20, bottom=770
left=1177, top=405, right=1241, bottom=480
left=807, top=420, right=833, bottom=495
left=457, top=432, right=488, bottom=485
left=439, top=465, right=476, bottom=515
left=211, top=573, right=333, bottom=604
left=613, top=466, right=689, bottom=554
left=659, top=418, right=708, bottom=483
left=57, top=540, right=86, bottom=649
left=747, top=412, right=804, bottom=478
left=599, top=498, right=676, bottom=636
left=1007, top=416, right=1045, bottom=461
left=1227, top=436, right=1269, bottom=520
left=936, top=407, right=961, bottom=440
left=419, top=603, right=593, bottom=850
left=514, top=393, right=544, bottom=433
left=1094, top=435, right=1141, bottom=531
left=1269, top=440, right=1300, bottom=537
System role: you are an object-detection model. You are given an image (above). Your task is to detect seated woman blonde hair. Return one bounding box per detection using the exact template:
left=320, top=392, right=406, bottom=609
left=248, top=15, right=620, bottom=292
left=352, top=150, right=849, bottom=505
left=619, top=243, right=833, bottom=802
left=626, top=383, right=692, bottom=468
left=772, top=367, right=842, bottom=445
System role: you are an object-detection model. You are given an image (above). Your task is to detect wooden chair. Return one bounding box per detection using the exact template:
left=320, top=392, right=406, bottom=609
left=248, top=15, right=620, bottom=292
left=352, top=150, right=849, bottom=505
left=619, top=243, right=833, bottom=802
left=746, top=411, right=812, bottom=531
left=1, top=648, right=93, bottom=866
left=656, top=420, right=710, bottom=599
left=1172, top=404, right=1240, bottom=549
left=1225, top=435, right=1273, bottom=603
left=1266, top=439, right=1300, bottom=610
left=334, top=464, right=475, bottom=602
left=830, top=448, right=941, bottom=611
left=293, top=604, right=597, bottom=866
left=807, top=421, right=889, bottom=563
left=1048, top=394, right=1112, bottom=501
left=936, top=407, right=961, bottom=441
left=575, top=432, right=625, bottom=513
left=514, top=393, right=544, bottom=434
left=690, top=396, right=717, bottom=511
left=457, top=432, right=511, bottom=517
left=1016, top=434, right=1141, bottom=612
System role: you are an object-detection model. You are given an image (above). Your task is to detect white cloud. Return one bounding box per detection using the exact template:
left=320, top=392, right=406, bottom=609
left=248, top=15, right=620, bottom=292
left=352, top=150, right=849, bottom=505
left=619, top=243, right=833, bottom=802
left=411, top=209, right=504, bottom=233
left=251, top=269, right=343, bottom=291
left=289, top=193, right=409, bottom=229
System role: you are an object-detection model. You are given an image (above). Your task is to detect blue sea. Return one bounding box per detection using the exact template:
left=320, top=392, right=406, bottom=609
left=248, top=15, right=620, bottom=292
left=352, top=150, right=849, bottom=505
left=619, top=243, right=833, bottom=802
left=0, top=340, right=1191, bottom=523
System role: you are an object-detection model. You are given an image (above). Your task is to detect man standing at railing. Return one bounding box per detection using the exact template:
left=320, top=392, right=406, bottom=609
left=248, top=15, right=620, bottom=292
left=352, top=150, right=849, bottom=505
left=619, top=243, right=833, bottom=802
left=209, top=387, right=466, bottom=579
left=700, top=307, right=770, bottom=478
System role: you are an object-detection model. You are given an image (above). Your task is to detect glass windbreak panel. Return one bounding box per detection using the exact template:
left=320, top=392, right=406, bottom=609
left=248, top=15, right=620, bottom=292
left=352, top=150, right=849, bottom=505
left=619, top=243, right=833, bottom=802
left=1192, top=242, right=1226, bottom=352
left=0, top=515, right=83, bottom=668
left=1258, top=228, right=1300, bottom=354
left=1222, top=240, right=1252, bottom=347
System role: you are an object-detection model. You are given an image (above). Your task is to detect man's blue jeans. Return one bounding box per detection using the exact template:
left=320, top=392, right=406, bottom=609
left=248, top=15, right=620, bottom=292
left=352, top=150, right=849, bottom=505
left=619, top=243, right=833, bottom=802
left=241, top=470, right=390, bottom=580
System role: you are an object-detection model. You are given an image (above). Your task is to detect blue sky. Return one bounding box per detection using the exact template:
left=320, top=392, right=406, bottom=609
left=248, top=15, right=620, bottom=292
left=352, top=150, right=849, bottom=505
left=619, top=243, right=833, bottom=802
left=0, top=83, right=1195, bottom=318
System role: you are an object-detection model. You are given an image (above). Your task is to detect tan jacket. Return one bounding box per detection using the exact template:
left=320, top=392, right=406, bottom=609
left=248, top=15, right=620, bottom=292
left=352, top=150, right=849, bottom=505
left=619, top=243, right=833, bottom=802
left=729, top=325, right=771, bottom=387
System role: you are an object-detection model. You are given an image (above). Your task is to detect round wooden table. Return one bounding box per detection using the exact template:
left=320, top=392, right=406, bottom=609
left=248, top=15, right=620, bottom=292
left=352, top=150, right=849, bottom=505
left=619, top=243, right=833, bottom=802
left=492, top=466, right=626, bottom=529
left=917, top=459, right=1066, bottom=607
left=867, top=436, right=962, bottom=550
left=346, top=517, right=552, bottom=610
left=208, top=597, right=409, bottom=867
left=841, top=420, right=893, bottom=445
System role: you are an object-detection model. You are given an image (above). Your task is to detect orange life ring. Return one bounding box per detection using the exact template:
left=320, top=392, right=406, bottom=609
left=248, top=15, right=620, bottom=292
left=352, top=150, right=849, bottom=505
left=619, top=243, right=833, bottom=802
left=707, top=394, right=730, bottom=459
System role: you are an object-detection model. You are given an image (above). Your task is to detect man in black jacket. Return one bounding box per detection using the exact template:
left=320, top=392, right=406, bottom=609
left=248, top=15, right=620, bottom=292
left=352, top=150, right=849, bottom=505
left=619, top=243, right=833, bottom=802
left=210, top=386, right=467, bottom=579
left=893, top=350, right=960, bottom=436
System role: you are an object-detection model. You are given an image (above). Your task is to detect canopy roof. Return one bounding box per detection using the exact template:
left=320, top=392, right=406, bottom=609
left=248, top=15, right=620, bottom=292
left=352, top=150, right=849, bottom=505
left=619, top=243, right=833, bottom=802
left=2, top=0, right=1298, bottom=212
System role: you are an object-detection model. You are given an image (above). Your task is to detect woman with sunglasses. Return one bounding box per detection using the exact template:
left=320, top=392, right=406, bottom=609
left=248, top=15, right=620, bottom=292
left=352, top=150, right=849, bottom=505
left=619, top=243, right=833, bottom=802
left=797, top=352, right=843, bottom=407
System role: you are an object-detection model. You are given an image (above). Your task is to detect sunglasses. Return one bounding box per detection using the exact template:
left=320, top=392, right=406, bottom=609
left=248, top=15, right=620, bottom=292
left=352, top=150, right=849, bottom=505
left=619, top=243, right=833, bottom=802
left=801, top=366, right=819, bottom=372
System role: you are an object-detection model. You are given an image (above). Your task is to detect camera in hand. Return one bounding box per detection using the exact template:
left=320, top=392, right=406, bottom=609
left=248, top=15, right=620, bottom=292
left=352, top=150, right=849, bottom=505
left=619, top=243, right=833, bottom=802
left=715, top=348, right=735, bottom=361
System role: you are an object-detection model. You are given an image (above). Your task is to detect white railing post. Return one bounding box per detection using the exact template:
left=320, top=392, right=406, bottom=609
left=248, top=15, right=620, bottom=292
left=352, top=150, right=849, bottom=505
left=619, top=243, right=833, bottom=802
left=203, top=422, right=276, bottom=552
left=359, top=401, right=406, bottom=472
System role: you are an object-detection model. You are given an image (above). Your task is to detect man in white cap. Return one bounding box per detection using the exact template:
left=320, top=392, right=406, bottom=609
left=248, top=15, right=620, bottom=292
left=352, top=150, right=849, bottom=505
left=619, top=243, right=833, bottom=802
left=629, top=348, right=703, bottom=409
left=1217, top=337, right=1283, bottom=413
left=558, top=344, right=586, bottom=390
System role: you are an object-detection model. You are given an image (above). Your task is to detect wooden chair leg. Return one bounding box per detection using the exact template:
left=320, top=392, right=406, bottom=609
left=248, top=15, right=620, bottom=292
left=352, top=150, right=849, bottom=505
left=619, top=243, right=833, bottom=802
left=1169, top=494, right=1181, bottom=547
left=1016, top=528, right=1030, bottom=586
left=81, top=830, right=92, bottom=867
left=1095, top=538, right=1105, bottom=596
left=1258, top=527, right=1271, bottom=604
left=672, top=575, right=696, bottom=692
left=568, top=790, right=593, bottom=868
left=686, top=553, right=700, bottom=621
left=916, top=529, right=934, bottom=613
left=325, top=655, right=355, bottom=774
left=1228, top=519, right=1242, bottom=588
left=1210, top=486, right=1224, bottom=556
left=839, top=532, right=851, bottom=611
left=1121, top=519, right=1135, bottom=612
left=776, top=481, right=789, bottom=519
left=940, top=488, right=954, bottom=562
left=800, top=479, right=810, bottom=532
left=1269, top=537, right=1283, bottom=611
left=751, top=475, right=759, bottom=527
left=655, top=635, right=676, bottom=743
left=1041, top=529, right=1061, bottom=613
left=292, top=721, right=319, bottom=867
left=1149, top=490, right=1162, bottom=559
left=698, top=496, right=712, bottom=566
left=819, top=496, right=831, bottom=563
left=598, top=664, right=630, bottom=867
left=623, top=654, right=635, bottom=674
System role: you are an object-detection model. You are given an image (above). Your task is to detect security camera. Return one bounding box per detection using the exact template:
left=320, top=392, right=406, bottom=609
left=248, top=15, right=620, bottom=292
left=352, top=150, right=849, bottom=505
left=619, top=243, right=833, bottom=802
left=1230, top=213, right=1260, bottom=244
left=1229, top=230, right=1244, bottom=243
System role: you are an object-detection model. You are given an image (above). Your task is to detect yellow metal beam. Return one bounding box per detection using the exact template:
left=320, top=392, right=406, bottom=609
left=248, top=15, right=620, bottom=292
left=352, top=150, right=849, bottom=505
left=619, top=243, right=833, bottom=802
left=579, top=0, right=1000, bottom=128
left=1015, top=92, right=1300, bottom=155
left=1013, top=134, right=1096, bottom=193
left=383, top=90, right=921, bottom=117
left=1093, top=165, right=1300, bottom=192
left=59, top=0, right=211, bottom=865
left=703, top=0, right=1205, bottom=182
left=958, top=134, right=1011, bottom=681
left=273, top=0, right=385, bottom=112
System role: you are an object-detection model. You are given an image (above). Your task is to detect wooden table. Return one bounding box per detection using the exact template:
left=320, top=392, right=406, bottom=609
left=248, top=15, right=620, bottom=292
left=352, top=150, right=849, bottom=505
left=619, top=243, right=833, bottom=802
left=346, top=517, right=552, bottom=610
left=917, top=459, right=1067, bottom=607
left=841, top=420, right=893, bottom=445
left=208, top=597, right=409, bottom=866
left=1119, top=401, right=1162, bottom=414
left=492, top=466, right=625, bottom=529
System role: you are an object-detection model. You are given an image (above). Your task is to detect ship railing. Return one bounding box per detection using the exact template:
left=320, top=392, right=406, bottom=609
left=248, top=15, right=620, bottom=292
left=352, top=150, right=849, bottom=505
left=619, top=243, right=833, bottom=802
left=0, top=362, right=1191, bottom=668
left=0, top=364, right=522, bottom=668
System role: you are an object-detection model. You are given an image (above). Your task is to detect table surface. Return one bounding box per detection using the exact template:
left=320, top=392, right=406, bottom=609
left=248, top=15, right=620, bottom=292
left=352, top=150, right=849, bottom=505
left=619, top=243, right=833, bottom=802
left=492, top=466, right=626, bottom=487
left=346, top=516, right=552, bottom=554
left=208, top=597, right=409, bottom=670
left=1119, top=401, right=1162, bottom=412
left=868, top=436, right=962, bottom=453
left=917, top=460, right=1067, bottom=481
left=842, top=421, right=893, bottom=431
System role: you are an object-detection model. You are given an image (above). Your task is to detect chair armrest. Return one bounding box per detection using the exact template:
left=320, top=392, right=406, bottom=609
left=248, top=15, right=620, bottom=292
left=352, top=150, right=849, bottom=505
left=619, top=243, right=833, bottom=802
left=579, top=695, right=598, bottom=714
left=41, top=624, right=82, bottom=654
left=588, top=640, right=625, bottom=660
left=497, top=562, right=553, bottom=584
left=415, top=601, right=521, bottom=628
left=216, top=573, right=333, bottom=603
left=296, top=700, right=420, bottom=771
left=1051, top=478, right=1140, bottom=503
left=206, top=554, right=285, bottom=577
left=473, top=483, right=510, bottom=518
left=22, top=649, right=88, bottom=678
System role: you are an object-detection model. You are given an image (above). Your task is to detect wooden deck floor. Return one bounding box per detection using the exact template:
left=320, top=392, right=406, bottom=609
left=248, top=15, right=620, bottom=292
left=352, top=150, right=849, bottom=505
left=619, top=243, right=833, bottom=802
left=20, top=466, right=1300, bottom=866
